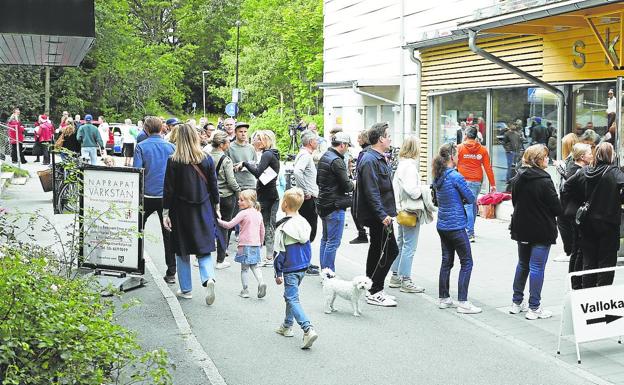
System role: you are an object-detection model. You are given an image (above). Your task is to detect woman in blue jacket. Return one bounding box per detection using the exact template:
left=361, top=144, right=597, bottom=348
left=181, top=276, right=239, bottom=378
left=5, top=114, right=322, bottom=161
left=432, top=143, right=480, bottom=314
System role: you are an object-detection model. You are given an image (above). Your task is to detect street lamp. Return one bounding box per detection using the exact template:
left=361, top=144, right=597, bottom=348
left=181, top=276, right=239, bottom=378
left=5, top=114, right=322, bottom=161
left=202, top=70, right=209, bottom=118
left=235, top=20, right=241, bottom=90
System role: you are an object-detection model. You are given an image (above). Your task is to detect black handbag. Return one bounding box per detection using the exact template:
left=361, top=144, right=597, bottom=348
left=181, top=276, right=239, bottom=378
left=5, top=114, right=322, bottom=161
left=335, top=193, right=353, bottom=210
left=575, top=167, right=610, bottom=226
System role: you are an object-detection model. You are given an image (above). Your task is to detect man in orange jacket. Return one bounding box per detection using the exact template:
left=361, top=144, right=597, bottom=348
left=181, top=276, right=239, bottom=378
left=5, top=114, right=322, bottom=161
left=457, top=126, right=496, bottom=242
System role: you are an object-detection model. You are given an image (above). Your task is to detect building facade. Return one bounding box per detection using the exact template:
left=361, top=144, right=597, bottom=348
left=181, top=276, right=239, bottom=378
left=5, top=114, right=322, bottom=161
left=323, top=0, right=624, bottom=186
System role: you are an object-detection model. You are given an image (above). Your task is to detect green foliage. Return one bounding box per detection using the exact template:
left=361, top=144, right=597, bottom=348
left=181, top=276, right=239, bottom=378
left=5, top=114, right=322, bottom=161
left=1, top=164, right=30, bottom=178
left=0, top=243, right=171, bottom=384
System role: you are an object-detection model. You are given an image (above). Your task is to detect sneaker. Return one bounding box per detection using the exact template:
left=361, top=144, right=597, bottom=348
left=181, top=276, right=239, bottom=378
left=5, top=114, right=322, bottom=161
left=439, top=297, right=456, bottom=309
left=192, top=257, right=199, bottom=267
left=205, top=279, right=216, bottom=305
left=239, top=288, right=250, bottom=298
left=400, top=279, right=425, bottom=293
left=301, top=328, right=318, bottom=349
left=258, top=282, right=267, bottom=298
left=366, top=291, right=397, bottom=307
left=215, top=261, right=231, bottom=270
left=552, top=253, right=570, bottom=262
left=388, top=275, right=402, bottom=288
left=349, top=235, right=368, bottom=244
left=163, top=275, right=176, bottom=285
left=309, top=264, right=320, bottom=269
left=275, top=325, right=294, bottom=337
left=469, top=235, right=476, bottom=243
left=305, top=266, right=320, bottom=276
left=456, top=301, right=482, bottom=314
left=260, top=258, right=274, bottom=267
left=509, top=302, right=528, bottom=314
left=525, top=307, right=552, bottom=320
left=176, top=289, right=192, bottom=299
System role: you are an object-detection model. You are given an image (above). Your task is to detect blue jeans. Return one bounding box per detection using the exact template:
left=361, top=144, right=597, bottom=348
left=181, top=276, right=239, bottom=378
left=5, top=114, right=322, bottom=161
left=505, top=152, right=517, bottom=182
left=438, top=229, right=473, bottom=302
left=512, top=242, right=550, bottom=310
left=282, top=271, right=311, bottom=332
left=319, top=209, right=345, bottom=271
left=464, top=181, right=481, bottom=237
left=391, top=223, right=421, bottom=278
left=81, top=147, right=97, bottom=165
left=177, top=254, right=215, bottom=293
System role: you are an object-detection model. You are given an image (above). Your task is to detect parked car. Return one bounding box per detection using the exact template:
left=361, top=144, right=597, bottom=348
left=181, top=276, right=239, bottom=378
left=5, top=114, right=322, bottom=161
left=108, top=123, right=138, bottom=156
left=22, top=123, right=37, bottom=155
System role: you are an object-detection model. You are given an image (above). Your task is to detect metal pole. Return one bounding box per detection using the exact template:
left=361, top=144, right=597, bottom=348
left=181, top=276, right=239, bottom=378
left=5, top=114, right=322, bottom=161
left=202, top=71, right=207, bottom=118
left=235, top=20, right=241, bottom=90
left=44, top=66, right=50, bottom=114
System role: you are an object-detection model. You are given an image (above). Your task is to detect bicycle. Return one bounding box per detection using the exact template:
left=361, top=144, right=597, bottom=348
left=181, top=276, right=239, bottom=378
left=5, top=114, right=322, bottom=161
left=54, top=153, right=85, bottom=214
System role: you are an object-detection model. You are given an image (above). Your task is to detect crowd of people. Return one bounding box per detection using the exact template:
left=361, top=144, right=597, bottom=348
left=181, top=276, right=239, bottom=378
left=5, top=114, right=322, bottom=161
left=5, top=106, right=624, bottom=349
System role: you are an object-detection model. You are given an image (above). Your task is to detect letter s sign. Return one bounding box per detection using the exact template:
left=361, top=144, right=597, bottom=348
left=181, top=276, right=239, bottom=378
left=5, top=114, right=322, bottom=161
left=573, top=40, right=586, bottom=69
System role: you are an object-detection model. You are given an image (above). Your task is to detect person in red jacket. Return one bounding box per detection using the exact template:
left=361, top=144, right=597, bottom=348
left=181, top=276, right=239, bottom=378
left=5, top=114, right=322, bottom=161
left=457, top=126, right=496, bottom=242
left=7, top=108, right=26, bottom=164
left=35, top=114, right=55, bottom=165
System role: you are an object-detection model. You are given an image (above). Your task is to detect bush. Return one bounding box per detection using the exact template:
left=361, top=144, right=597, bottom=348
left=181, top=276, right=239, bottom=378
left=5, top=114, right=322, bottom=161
left=1, top=163, right=30, bottom=178
left=0, top=224, right=171, bottom=385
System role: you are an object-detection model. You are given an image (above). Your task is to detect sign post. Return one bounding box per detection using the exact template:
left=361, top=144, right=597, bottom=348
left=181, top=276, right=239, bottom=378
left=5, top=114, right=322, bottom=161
left=225, top=102, right=238, bottom=117
left=80, top=165, right=145, bottom=295
left=557, top=266, right=624, bottom=363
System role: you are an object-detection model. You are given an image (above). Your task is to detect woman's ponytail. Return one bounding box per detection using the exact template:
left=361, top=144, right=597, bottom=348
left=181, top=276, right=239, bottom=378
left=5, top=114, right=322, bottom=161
left=432, top=143, right=456, bottom=180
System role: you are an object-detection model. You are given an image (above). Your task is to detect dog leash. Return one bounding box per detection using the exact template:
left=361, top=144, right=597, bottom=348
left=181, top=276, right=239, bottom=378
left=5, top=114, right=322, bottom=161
left=369, top=223, right=393, bottom=280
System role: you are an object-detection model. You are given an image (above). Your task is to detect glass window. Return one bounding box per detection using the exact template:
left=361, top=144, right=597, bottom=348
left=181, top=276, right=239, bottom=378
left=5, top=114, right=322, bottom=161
left=364, top=106, right=377, bottom=129
left=571, top=82, right=616, bottom=137
left=432, top=90, right=487, bottom=151
left=381, top=105, right=394, bottom=129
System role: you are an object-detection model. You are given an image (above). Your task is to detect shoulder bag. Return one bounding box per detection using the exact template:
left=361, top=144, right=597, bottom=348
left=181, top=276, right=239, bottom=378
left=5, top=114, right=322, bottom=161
left=575, top=167, right=610, bottom=226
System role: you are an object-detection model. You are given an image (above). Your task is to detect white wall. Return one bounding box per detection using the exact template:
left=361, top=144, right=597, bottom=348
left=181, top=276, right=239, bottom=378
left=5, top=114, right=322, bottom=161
left=322, top=0, right=498, bottom=144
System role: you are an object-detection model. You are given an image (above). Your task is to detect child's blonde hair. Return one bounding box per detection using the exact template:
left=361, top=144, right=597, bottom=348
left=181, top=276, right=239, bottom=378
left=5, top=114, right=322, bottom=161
left=239, top=189, right=261, bottom=211
left=282, top=187, right=304, bottom=212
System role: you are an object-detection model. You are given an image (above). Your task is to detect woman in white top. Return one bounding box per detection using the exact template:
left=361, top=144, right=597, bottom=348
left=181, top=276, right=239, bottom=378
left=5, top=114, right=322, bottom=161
left=389, top=135, right=426, bottom=293
left=121, top=118, right=137, bottom=166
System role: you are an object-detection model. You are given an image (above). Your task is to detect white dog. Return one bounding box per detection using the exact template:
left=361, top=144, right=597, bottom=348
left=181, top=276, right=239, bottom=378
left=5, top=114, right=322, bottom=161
left=321, top=268, right=372, bottom=317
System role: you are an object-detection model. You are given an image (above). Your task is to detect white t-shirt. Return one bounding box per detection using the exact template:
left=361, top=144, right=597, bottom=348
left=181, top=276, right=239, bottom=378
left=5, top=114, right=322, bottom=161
left=121, top=125, right=136, bottom=144
left=99, top=122, right=110, bottom=143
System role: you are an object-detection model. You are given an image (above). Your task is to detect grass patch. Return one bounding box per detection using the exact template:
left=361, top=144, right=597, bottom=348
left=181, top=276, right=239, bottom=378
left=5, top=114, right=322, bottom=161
left=1, top=163, right=30, bottom=178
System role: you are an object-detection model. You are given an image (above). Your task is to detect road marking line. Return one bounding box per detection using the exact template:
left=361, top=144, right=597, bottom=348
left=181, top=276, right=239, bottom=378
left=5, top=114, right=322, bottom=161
left=145, top=253, right=227, bottom=385
left=338, top=252, right=612, bottom=385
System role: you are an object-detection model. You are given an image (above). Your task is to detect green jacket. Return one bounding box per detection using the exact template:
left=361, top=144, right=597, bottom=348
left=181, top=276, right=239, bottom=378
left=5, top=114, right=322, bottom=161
left=77, top=123, right=104, bottom=148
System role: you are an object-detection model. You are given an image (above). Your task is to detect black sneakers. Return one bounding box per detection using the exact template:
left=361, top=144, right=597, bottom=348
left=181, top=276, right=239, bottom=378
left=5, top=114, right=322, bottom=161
left=163, top=275, right=176, bottom=284
left=305, top=264, right=320, bottom=276
left=349, top=235, right=368, bottom=244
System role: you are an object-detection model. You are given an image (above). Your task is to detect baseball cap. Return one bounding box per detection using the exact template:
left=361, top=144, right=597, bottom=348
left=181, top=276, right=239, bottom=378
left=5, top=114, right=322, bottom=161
left=84, top=114, right=93, bottom=121
left=534, top=117, right=542, bottom=124
left=333, top=132, right=352, bottom=146
left=165, top=118, right=180, bottom=126
left=235, top=122, right=249, bottom=130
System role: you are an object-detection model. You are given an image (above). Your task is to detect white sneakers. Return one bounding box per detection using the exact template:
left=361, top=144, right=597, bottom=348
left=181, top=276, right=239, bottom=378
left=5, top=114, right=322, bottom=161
left=389, top=275, right=402, bottom=288
left=525, top=307, right=552, bottom=320
left=366, top=291, right=397, bottom=307
left=439, top=298, right=482, bottom=314
left=205, top=279, right=216, bottom=305
left=176, top=289, right=192, bottom=299
left=239, top=288, right=250, bottom=298
left=275, top=325, right=294, bottom=337
left=258, top=282, right=267, bottom=298
left=215, top=261, right=231, bottom=270
left=456, top=301, right=482, bottom=314
left=509, top=302, right=528, bottom=314
left=301, top=328, right=318, bottom=349
left=400, top=279, right=425, bottom=294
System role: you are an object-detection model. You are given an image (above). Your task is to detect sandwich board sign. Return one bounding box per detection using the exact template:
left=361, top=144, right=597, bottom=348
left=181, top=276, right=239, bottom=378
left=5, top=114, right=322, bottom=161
left=558, top=266, right=624, bottom=363
left=80, top=165, right=145, bottom=294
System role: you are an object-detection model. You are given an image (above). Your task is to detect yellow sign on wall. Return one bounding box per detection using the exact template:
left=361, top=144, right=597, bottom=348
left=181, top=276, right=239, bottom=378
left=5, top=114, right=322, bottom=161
left=543, top=23, right=624, bottom=82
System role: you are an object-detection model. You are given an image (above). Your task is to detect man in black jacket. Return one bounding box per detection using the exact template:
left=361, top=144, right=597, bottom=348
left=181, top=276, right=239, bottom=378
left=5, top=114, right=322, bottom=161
left=356, top=122, right=398, bottom=307
left=316, top=132, right=354, bottom=273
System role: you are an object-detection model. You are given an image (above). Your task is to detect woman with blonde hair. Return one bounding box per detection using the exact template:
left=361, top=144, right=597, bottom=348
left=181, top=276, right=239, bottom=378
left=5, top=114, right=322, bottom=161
left=163, top=124, right=222, bottom=305
left=239, top=129, right=280, bottom=266
left=509, top=144, right=562, bottom=320
left=561, top=132, right=580, bottom=160
left=59, top=118, right=81, bottom=158
left=388, top=135, right=427, bottom=294
left=562, top=142, right=624, bottom=288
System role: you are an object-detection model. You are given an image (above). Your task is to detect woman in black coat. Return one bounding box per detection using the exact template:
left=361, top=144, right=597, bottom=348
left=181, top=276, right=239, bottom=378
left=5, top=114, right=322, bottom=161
left=238, top=130, right=280, bottom=266
left=60, top=120, right=81, bottom=157
left=558, top=143, right=592, bottom=289
left=163, top=124, right=222, bottom=305
left=509, top=144, right=562, bottom=320
left=562, top=142, right=624, bottom=288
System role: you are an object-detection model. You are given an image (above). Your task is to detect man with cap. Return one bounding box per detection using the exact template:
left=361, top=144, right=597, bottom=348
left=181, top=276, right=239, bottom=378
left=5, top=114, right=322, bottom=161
left=316, top=131, right=354, bottom=274
left=163, top=118, right=180, bottom=142
left=77, top=114, right=104, bottom=165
